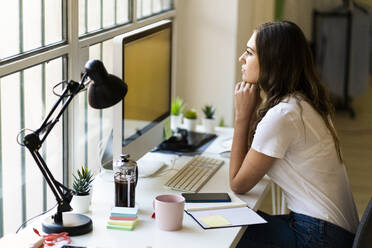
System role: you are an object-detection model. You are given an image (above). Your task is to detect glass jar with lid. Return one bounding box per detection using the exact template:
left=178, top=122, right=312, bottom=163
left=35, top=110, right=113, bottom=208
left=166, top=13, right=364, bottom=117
left=114, top=154, right=138, bottom=207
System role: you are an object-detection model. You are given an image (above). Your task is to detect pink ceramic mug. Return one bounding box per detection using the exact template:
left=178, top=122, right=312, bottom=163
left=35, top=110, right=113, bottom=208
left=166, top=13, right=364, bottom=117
left=153, top=194, right=185, bottom=231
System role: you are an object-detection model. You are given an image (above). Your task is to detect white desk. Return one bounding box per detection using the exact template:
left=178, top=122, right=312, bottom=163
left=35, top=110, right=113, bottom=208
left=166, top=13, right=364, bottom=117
left=13, top=127, right=271, bottom=248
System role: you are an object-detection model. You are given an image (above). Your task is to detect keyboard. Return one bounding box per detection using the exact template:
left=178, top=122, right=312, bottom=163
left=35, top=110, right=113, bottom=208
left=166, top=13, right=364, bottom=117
left=164, top=155, right=224, bottom=192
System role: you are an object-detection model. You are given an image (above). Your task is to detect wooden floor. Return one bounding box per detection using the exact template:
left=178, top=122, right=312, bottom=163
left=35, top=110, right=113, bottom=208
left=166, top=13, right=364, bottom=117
left=258, top=77, right=372, bottom=218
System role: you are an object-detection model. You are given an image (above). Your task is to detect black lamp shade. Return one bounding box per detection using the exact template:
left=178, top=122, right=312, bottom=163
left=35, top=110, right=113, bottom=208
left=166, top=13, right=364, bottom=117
left=85, top=60, right=128, bottom=109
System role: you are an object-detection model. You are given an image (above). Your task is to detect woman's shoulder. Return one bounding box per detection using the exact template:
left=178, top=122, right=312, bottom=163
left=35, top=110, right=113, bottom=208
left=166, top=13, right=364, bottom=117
left=267, top=95, right=303, bottom=118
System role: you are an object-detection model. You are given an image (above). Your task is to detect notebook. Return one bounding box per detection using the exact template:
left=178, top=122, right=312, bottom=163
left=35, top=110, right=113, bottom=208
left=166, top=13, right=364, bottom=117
left=186, top=207, right=267, bottom=229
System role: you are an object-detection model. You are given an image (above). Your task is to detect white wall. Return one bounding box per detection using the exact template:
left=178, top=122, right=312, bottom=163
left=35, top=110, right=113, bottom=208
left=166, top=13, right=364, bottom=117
left=175, top=0, right=274, bottom=126
left=235, top=0, right=275, bottom=94
left=175, top=0, right=238, bottom=126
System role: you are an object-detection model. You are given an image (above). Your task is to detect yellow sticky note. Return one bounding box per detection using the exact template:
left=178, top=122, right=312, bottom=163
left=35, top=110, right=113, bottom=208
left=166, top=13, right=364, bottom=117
left=199, top=215, right=231, bottom=227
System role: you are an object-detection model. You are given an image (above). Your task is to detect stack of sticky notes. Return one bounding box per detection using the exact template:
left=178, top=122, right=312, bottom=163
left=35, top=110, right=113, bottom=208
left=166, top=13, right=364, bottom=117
left=106, top=207, right=138, bottom=231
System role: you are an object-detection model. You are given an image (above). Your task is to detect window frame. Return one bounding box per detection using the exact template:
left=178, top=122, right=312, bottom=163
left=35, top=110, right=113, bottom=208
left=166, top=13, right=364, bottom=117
left=0, top=0, right=176, bottom=237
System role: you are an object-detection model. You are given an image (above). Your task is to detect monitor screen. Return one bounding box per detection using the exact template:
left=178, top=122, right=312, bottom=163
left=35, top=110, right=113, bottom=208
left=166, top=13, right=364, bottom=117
left=112, top=20, right=172, bottom=161
left=123, top=24, right=171, bottom=145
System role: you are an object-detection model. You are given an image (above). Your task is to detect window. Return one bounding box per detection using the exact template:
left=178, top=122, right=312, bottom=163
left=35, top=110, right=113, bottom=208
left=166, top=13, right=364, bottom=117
left=76, top=40, right=115, bottom=173
left=0, top=0, right=174, bottom=238
left=79, top=0, right=130, bottom=36
left=137, top=0, right=173, bottom=19
left=0, top=58, right=65, bottom=235
left=0, top=0, right=64, bottom=61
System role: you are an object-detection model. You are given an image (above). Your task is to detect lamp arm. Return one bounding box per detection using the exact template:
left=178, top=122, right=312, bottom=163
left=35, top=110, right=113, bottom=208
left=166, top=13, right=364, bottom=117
left=26, top=147, right=72, bottom=211
left=22, top=75, right=87, bottom=223
left=37, top=78, right=86, bottom=144
left=35, top=82, right=70, bottom=136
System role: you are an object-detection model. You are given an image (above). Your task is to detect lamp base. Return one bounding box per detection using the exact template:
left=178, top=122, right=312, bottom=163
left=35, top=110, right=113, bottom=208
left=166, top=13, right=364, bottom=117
left=42, top=212, right=93, bottom=236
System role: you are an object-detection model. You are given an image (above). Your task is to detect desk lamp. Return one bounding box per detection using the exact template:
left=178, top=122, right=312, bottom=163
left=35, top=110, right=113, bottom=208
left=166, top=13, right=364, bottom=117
left=19, top=60, right=127, bottom=236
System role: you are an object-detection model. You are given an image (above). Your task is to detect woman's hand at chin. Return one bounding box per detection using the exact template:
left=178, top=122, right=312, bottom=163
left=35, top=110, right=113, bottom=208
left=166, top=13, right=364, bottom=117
left=234, top=81, right=261, bottom=123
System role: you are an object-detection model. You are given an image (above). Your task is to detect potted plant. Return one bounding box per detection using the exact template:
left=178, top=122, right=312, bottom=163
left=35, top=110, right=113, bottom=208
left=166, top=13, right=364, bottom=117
left=218, top=117, right=226, bottom=127
left=202, top=104, right=216, bottom=133
left=183, top=109, right=198, bottom=131
left=70, top=166, right=94, bottom=213
left=170, top=97, right=185, bottom=131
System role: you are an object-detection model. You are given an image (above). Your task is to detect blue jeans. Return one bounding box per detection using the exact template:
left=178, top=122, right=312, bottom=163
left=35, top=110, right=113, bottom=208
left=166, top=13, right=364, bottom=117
left=237, top=211, right=355, bottom=248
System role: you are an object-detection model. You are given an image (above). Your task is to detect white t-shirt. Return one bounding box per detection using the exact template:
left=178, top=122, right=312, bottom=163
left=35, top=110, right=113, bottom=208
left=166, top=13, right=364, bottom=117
left=251, top=95, right=359, bottom=233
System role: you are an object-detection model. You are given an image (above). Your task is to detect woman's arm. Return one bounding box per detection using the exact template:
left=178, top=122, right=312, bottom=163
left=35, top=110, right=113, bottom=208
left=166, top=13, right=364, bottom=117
left=230, top=148, right=276, bottom=194
left=229, top=82, right=276, bottom=194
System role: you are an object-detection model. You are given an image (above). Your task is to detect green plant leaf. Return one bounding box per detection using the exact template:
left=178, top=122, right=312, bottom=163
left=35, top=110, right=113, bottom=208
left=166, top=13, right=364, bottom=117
left=72, top=165, right=94, bottom=195
left=219, top=117, right=225, bottom=127
left=184, top=109, right=197, bottom=119
left=171, top=97, right=185, bottom=116
left=202, top=104, right=215, bottom=119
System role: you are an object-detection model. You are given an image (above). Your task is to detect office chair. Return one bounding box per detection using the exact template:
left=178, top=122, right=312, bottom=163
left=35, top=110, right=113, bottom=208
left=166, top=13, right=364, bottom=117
left=352, top=197, right=372, bottom=248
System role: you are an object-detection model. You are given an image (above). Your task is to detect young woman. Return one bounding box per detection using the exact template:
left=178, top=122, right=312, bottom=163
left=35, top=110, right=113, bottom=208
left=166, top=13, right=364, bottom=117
left=230, top=21, right=359, bottom=248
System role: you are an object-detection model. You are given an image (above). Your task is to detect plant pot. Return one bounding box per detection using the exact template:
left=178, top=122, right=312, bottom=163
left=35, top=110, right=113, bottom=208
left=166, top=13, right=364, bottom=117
left=70, top=194, right=92, bottom=213
left=170, top=114, right=182, bottom=131
left=184, top=118, right=197, bottom=132
left=202, top=118, right=216, bottom=133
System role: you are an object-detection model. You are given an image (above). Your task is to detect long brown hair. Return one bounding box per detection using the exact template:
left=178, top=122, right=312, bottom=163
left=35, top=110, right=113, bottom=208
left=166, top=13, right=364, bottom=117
left=251, top=21, right=343, bottom=162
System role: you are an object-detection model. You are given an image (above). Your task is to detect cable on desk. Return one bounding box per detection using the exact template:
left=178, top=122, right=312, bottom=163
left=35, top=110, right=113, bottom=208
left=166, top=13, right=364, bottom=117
left=15, top=203, right=58, bottom=234
left=155, top=154, right=181, bottom=177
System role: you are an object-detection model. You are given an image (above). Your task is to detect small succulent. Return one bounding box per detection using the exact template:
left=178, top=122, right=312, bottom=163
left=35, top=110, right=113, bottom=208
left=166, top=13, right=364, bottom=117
left=202, top=104, right=215, bottom=119
left=184, top=109, right=198, bottom=119
left=219, top=117, right=226, bottom=127
left=171, top=97, right=185, bottom=116
left=72, top=166, right=94, bottom=196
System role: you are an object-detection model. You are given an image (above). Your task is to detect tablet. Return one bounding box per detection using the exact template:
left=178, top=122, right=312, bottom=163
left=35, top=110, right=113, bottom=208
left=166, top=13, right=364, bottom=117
left=182, top=193, right=231, bottom=203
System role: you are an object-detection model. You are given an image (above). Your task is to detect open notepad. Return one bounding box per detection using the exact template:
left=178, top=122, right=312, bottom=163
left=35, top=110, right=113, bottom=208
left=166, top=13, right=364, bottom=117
left=185, top=193, right=267, bottom=229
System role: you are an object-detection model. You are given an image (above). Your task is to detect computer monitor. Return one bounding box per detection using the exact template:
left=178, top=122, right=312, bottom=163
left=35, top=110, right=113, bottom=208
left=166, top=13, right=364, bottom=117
left=112, top=20, right=172, bottom=162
